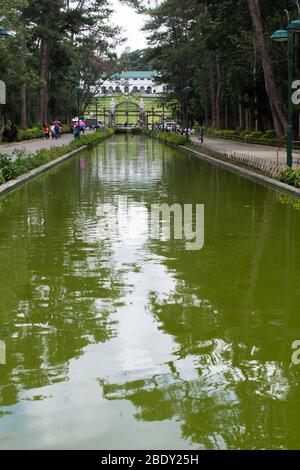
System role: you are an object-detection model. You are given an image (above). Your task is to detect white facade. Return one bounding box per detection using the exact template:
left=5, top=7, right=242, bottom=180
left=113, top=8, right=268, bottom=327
left=98, top=71, right=165, bottom=96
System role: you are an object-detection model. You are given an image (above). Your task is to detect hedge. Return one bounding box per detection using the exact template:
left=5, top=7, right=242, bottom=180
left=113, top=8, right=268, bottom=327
left=201, top=128, right=288, bottom=147
left=143, top=129, right=186, bottom=145
left=0, top=128, right=113, bottom=185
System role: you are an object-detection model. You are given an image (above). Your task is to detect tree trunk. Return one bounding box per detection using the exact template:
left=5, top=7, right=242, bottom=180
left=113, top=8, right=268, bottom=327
left=239, top=96, right=243, bottom=129
left=203, top=91, right=209, bottom=127
left=20, top=83, right=27, bottom=129
left=216, top=59, right=221, bottom=129
left=37, top=32, right=49, bottom=125
left=209, top=60, right=217, bottom=128
left=248, top=0, right=287, bottom=137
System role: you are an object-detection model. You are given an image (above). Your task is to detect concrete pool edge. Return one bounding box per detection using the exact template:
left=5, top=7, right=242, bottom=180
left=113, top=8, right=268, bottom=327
left=1, top=134, right=299, bottom=201
left=0, top=135, right=111, bottom=198
left=181, top=145, right=300, bottom=199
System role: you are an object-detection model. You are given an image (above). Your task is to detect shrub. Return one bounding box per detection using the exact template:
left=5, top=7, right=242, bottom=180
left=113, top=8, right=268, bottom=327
left=143, top=129, right=186, bottom=145
left=0, top=168, right=5, bottom=185
left=61, top=125, right=71, bottom=134
left=204, top=127, right=286, bottom=146
left=156, top=131, right=186, bottom=145
left=17, top=127, right=44, bottom=142
left=263, top=129, right=277, bottom=139
left=249, top=131, right=264, bottom=139
left=278, top=167, right=300, bottom=188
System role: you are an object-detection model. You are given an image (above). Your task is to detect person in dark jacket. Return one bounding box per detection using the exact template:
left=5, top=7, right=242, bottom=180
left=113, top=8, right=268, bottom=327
left=2, top=123, right=18, bottom=142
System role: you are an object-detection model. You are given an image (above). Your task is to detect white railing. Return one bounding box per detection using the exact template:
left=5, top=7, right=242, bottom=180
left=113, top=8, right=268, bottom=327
left=201, top=146, right=288, bottom=178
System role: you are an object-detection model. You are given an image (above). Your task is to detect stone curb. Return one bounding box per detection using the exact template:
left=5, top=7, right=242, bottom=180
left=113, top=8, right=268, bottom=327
left=0, top=145, right=89, bottom=198
left=180, top=145, right=300, bottom=199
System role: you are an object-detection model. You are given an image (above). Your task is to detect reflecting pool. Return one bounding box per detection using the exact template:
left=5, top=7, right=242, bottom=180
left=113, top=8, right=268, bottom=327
left=0, top=135, right=300, bottom=449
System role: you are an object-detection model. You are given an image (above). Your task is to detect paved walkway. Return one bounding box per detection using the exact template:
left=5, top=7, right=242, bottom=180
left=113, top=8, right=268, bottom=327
left=0, top=134, right=74, bottom=158
left=191, top=136, right=300, bottom=166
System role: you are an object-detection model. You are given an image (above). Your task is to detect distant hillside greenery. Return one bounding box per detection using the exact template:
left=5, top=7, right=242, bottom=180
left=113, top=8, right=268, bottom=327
left=119, top=49, right=155, bottom=72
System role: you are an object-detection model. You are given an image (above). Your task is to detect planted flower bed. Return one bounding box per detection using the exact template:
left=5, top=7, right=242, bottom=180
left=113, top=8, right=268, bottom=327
left=143, top=129, right=186, bottom=145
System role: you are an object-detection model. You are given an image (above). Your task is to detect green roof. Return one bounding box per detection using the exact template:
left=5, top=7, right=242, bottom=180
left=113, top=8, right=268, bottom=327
left=114, top=71, right=155, bottom=80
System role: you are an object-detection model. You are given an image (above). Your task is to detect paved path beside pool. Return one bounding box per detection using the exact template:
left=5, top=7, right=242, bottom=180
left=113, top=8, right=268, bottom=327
left=191, top=136, right=300, bottom=166
left=0, top=134, right=74, bottom=158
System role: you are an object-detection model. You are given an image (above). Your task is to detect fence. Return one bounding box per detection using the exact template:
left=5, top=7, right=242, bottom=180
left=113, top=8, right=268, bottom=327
left=200, top=145, right=288, bottom=179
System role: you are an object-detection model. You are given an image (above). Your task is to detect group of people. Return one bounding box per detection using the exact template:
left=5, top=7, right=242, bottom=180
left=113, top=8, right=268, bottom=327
left=43, top=122, right=62, bottom=140
left=150, top=122, right=205, bottom=142
left=71, top=122, right=86, bottom=138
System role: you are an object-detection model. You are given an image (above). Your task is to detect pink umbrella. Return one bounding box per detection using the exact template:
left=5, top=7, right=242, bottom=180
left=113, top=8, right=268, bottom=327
left=72, top=120, right=86, bottom=127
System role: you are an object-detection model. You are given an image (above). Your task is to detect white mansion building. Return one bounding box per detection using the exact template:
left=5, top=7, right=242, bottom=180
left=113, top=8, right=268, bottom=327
left=98, top=71, right=165, bottom=96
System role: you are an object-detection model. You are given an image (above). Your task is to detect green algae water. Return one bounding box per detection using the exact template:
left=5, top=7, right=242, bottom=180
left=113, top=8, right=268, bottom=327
left=1, top=134, right=300, bottom=450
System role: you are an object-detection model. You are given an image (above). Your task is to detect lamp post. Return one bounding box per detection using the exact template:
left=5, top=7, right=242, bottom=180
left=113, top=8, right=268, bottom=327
left=151, top=107, right=155, bottom=127
left=183, top=85, right=192, bottom=143
left=0, top=27, right=8, bottom=133
left=103, top=106, right=106, bottom=126
left=75, top=83, right=83, bottom=138
left=272, top=2, right=300, bottom=167
left=95, top=97, right=98, bottom=130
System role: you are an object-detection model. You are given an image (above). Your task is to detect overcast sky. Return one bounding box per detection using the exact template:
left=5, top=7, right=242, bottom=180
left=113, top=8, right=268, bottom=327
left=110, top=0, right=148, bottom=54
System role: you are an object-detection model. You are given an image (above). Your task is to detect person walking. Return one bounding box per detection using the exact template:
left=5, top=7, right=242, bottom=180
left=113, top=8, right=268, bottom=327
left=72, top=125, right=79, bottom=139
left=199, top=126, right=204, bottom=144
left=43, top=123, right=50, bottom=139
left=54, top=123, right=60, bottom=139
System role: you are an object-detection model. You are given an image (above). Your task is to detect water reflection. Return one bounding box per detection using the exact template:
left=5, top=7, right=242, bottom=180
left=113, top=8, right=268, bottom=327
left=0, top=135, right=300, bottom=449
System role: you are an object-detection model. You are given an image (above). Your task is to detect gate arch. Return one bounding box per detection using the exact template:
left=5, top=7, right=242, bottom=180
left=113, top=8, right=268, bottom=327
left=114, top=101, right=142, bottom=127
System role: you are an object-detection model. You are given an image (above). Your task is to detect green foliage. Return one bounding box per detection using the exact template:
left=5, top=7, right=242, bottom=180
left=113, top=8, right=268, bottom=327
left=61, top=125, right=71, bottom=134
left=249, top=131, right=264, bottom=139
left=143, top=0, right=295, bottom=137
left=17, top=127, right=44, bottom=142
left=143, top=129, right=186, bottom=146
left=119, top=49, right=154, bottom=71
left=264, top=130, right=277, bottom=139
left=206, top=128, right=285, bottom=146
left=0, top=129, right=113, bottom=185
left=0, top=1, right=121, bottom=126
left=278, top=167, right=300, bottom=188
